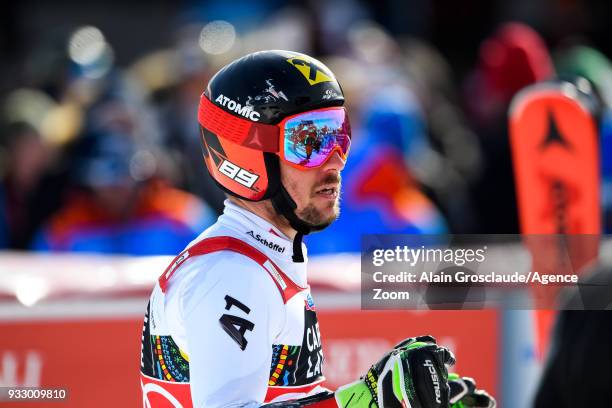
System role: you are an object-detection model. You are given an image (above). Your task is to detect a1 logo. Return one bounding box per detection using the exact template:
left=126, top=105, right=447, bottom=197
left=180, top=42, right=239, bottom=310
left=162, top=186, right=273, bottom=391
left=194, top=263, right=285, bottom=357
left=219, top=160, right=259, bottom=188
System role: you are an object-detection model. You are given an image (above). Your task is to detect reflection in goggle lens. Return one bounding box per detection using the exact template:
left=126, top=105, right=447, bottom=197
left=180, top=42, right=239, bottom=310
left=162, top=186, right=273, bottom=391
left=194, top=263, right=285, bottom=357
left=283, top=109, right=351, bottom=168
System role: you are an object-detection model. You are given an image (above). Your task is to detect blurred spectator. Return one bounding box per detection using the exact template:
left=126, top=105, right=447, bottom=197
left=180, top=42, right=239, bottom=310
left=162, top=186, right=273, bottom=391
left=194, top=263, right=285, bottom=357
left=466, top=23, right=554, bottom=124
left=464, top=22, right=554, bottom=233
left=131, top=27, right=228, bottom=213
left=0, top=83, right=86, bottom=250
left=399, top=36, right=483, bottom=184
left=31, top=131, right=216, bottom=255
left=397, top=36, right=482, bottom=232
left=555, top=44, right=612, bottom=106
left=535, top=310, right=612, bottom=406
left=534, top=262, right=612, bottom=407
left=0, top=122, right=53, bottom=248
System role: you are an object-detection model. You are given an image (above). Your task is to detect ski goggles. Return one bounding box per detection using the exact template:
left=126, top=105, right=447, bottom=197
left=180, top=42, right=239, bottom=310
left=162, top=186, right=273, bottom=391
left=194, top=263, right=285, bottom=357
left=199, top=97, right=351, bottom=169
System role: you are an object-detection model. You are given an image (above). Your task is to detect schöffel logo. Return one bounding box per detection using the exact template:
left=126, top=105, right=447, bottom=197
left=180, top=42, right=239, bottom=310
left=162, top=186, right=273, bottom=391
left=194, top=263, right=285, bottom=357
left=215, top=94, right=260, bottom=122
left=246, top=230, right=286, bottom=254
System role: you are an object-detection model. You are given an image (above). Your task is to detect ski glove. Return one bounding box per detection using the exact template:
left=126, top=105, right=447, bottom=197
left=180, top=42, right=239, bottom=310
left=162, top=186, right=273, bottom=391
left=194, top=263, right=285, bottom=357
left=336, top=335, right=454, bottom=408
left=449, top=374, right=496, bottom=408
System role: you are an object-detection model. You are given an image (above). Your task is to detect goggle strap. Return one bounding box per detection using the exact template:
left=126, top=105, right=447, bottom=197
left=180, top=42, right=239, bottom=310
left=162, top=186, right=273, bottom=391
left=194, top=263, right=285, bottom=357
left=199, top=96, right=279, bottom=152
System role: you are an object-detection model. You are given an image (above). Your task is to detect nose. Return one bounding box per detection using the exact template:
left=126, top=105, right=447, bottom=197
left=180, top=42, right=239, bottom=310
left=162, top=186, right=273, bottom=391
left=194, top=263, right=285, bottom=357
left=322, top=148, right=346, bottom=172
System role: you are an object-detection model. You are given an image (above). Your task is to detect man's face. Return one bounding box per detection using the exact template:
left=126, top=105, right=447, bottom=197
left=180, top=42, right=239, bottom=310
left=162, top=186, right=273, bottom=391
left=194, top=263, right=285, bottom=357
left=280, top=151, right=346, bottom=230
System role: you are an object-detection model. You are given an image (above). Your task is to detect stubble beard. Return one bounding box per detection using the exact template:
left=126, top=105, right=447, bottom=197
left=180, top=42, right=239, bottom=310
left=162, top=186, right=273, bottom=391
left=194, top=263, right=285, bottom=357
left=297, top=197, right=340, bottom=231
left=296, top=174, right=342, bottom=231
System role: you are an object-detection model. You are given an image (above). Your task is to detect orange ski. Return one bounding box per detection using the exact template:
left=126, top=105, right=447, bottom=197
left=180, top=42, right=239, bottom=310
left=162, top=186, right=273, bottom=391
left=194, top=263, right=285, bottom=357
left=510, top=79, right=600, bottom=237
left=509, top=78, right=602, bottom=357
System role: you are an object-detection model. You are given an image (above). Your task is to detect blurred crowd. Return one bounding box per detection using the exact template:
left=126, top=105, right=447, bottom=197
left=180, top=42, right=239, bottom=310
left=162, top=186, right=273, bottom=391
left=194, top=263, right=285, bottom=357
left=2, top=0, right=612, bottom=255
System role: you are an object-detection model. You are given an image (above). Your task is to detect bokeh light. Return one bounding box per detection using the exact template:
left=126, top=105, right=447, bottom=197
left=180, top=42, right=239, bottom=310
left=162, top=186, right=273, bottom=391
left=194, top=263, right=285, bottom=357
left=68, top=25, right=107, bottom=65
left=199, top=20, right=236, bottom=55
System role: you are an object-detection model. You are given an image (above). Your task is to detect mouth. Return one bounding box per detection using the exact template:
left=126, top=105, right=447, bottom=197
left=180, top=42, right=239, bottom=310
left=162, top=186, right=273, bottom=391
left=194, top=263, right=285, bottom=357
left=314, top=184, right=339, bottom=199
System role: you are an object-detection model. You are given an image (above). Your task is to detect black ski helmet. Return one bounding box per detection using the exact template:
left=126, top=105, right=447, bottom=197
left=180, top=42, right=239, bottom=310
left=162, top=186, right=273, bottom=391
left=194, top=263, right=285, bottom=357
left=198, top=50, right=347, bottom=261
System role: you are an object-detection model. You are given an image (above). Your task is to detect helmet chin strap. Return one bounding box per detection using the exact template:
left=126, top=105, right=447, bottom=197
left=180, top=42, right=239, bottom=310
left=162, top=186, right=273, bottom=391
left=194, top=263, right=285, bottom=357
left=271, top=185, right=314, bottom=263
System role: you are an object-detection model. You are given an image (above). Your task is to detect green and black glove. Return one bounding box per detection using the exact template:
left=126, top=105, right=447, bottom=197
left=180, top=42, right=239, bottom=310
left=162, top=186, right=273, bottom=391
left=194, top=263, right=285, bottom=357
left=336, top=335, right=454, bottom=408
left=449, top=374, right=496, bottom=408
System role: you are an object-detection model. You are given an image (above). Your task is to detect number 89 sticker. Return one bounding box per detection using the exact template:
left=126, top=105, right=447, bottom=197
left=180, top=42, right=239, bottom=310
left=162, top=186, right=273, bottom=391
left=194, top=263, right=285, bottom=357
left=219, top=159, right=259, bottom=188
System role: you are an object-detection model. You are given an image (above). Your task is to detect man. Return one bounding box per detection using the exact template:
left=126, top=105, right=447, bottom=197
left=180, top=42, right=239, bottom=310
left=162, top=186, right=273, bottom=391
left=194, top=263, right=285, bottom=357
left=534, top=262, right=612, bottom=407
left=140, top=50, right=492, bottom=408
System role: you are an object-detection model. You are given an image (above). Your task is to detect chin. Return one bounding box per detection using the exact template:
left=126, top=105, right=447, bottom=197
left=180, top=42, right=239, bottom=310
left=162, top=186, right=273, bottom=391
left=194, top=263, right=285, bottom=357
left=297, top=195, right=342, bottom=230
left=308, top=206, right=340, bottom=232
left=308, top=218, right=335, bottom=232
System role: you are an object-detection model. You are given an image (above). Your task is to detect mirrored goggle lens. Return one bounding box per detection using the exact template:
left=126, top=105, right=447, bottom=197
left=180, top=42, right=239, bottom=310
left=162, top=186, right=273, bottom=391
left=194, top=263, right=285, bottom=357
left=283, top=109, right=351, bottom=168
